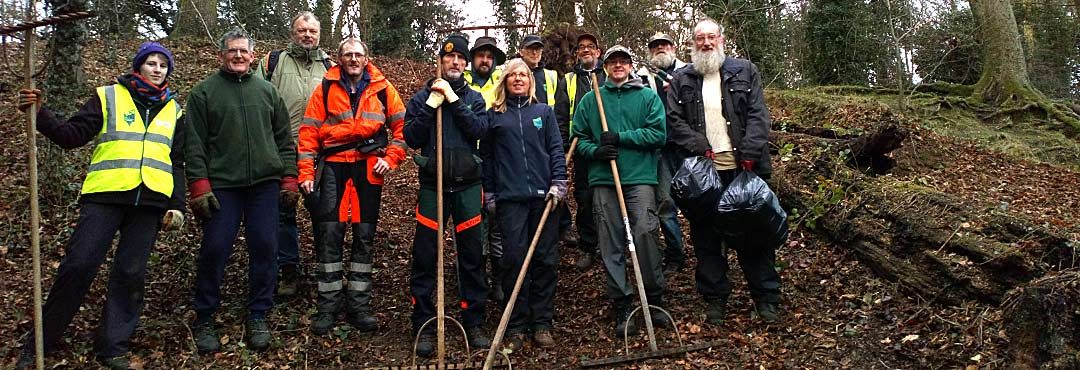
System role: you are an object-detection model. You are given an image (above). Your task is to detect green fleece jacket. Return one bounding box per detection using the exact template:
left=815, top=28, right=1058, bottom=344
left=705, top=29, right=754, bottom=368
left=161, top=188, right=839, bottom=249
left=185, top=69, right=297, bottom=189
left=572, top=77, right=666, bottom=186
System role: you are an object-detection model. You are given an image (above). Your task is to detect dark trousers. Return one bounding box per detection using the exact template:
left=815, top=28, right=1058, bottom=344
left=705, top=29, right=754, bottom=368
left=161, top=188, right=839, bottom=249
left=688, top=169, right=781, bottom=304
left=572, top=156, right=597, bottom=253
left=193, top=180, right=280, bottom=320
left=277, top=204, right=299, bottom=269
left=657, top=148, right=686, bottom=265
left=593, top=185, right=665, bottom=303
left=310, top=161, right=382, bottom=314
left=497, top=199, right=559, bottom=334
left=410, top=184, right=486, bottom=333
left=21, top=203, right=162, bottom=358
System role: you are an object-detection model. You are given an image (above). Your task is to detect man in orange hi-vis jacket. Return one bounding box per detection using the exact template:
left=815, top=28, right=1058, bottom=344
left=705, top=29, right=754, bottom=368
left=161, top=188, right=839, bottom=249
left=297, top=37, right=407, bottom=335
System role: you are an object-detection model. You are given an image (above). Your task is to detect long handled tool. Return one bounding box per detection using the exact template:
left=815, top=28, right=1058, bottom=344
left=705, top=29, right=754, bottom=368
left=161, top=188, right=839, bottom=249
left=481, top=137, right=578, bottom=370
left=579, top=72, right=707, bottom=368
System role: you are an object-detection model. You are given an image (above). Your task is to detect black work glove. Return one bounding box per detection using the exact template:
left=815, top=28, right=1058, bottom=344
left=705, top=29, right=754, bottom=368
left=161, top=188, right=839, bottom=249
left=596, top=144, right=619, bottom=161
left=600, top=131, right=619, bottom=147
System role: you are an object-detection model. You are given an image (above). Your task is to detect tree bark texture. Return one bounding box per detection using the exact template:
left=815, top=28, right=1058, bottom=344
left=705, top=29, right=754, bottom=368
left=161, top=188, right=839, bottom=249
left=969, top=0, right=1039, bottom=105
left=173, top=0, right=217, bottom=40
left=1002, top=271, right=1080, bottom=369
left=42, top=0, right=90, bottom=207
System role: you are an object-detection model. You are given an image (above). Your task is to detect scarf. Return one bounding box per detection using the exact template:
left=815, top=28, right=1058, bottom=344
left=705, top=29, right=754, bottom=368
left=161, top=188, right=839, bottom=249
left=120, top=73, right=171, bottom=104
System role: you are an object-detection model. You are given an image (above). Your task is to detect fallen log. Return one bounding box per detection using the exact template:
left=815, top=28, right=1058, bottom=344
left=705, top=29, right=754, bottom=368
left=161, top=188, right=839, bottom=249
left=769, top=125, right=1075, bottom=305
left=1002, top=270, right=1080, bottom=369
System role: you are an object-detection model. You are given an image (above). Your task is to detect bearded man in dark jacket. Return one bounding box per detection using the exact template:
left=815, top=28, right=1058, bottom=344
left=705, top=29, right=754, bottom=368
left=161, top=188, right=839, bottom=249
left=666, top=19, right=782, bottom=325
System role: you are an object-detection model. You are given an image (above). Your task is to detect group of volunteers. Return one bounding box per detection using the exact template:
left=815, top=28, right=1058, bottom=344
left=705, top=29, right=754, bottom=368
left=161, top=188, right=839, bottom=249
left=13, top=11, right=783, bottom=369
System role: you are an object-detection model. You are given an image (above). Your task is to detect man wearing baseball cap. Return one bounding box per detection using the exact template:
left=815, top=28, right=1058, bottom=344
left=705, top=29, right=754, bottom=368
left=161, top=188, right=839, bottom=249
left=571, top=45, right=671, bottom=336
left=518, top=34, right=560, bottom=106
left=638, top=31, right=689, bottom=275
left=554, top=31, right=605, bottom=270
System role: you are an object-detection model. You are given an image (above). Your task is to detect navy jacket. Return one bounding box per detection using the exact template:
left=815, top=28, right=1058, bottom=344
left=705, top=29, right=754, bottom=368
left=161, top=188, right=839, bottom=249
left=480, top=96, right=566, bottom=202
left=404, top=77, right=490, bottom=190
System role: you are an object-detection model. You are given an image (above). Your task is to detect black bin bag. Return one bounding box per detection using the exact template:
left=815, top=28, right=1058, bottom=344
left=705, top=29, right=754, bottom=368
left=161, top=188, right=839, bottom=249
left=671, top=156, right=725, bottom=220
left=715, top=171, right=790, bottom=249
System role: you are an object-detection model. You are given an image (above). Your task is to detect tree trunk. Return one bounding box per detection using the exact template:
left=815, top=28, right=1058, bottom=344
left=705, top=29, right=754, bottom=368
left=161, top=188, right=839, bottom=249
left=172, top=0, right=217, bottom=40
left=313, top=0, right=336, bottom=49
left=42, top=0, right=90, bottom=207
left=969, top=0, right=1042, bottom=105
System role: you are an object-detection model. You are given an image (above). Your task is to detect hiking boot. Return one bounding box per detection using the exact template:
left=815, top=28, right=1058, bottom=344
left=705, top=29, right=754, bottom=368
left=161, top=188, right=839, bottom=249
left=415, top=333, right=435, bottom=358
left=705, top=300, right=727, bottom=325
left=276, top=265, right=301, bottom=298
left=97, top=355, right=130, bottom=370
left=193, top=321, right=221, bottom=354
left=347, top=312, right=378, bottom=332
left=532, top=329, right=555, bottom=348
left=755, top=302, right=781, bottom=324
left=614, top=308, right=639, bottom=337
left=310, top=311, right=336, bottom=335
left=466, top=326, right=492, bottom=349
left=574, top=252, right=594, bottom=270
left=650, top=309, right=675, bottom=330
left=245, top=318, right=272, bottom=351
left=560, top=230, right=578, bottom=246
left=504, top=332, right=527, bottom=352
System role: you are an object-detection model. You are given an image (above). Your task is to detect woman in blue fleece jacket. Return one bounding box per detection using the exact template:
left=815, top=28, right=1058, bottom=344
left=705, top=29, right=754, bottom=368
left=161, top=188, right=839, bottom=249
left=479, top=58, right=567, bottom=350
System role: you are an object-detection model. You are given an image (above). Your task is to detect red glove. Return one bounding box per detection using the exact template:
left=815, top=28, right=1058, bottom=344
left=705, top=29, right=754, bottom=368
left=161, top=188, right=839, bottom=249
left=703, top=150, right=715, bottom=160
left=740, top=160, right=755, bottom=172
left=281, top=176, right=299, bottom=193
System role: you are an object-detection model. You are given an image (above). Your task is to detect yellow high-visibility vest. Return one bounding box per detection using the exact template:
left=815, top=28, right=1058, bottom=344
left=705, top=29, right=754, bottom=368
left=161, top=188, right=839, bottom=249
left=464, top=68, right=503, bottom=108
left=541, top=69, right=557, bottom=105
left=81, top=84, right=181, bottom=198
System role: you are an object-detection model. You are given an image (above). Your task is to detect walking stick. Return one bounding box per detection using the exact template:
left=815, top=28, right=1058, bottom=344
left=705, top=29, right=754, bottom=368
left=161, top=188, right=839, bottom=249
left=25, top=16, right=44, bottom=370
left=482, top=198, right=555, bottom=370
left=434, top=57, right=448, bottom=369
left=589, top=72, right=659, bottom=352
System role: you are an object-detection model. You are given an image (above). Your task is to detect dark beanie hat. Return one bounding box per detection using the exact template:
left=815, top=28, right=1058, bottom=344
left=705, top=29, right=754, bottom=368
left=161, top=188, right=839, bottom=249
left=132, top=42, right=175, bottom=79
left=439, top=34, right=470, bottom=61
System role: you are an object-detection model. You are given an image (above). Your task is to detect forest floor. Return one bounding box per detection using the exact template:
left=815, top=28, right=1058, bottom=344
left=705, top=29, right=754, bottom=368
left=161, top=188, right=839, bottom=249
left=0, top=39, right=1077, bottom=369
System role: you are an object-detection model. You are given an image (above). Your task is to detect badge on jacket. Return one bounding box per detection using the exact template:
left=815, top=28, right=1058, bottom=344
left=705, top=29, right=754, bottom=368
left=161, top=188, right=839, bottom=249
left=532, top=117, right=543, bottom=130
left=124, top=111, right=136, bottom=125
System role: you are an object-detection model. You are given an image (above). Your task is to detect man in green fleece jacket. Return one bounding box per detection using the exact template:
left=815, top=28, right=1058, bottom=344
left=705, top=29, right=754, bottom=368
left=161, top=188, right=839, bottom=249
left=184, top=28, right=299, bottom=354
left=571, top=45, right=670, bottom=336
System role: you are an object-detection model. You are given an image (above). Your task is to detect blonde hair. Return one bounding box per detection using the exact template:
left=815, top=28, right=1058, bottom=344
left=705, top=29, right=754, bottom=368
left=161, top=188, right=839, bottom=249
left=491, top=58, right=537, bottom=113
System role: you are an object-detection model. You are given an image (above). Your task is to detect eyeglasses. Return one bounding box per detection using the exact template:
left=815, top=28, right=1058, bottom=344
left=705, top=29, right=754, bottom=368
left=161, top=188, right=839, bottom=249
left=694, top=34, right=721, bottom=43
left=577, top=44, right=598, bottom=51
left=225, top=48, right=251, bottom=56
left=341, top=52, right=367, bottom=60
left=605, top=58, right=632, bottom=66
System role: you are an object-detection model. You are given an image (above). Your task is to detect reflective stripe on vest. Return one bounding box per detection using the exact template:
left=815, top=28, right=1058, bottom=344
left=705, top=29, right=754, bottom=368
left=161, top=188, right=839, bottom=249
left=464, top=68, right=503, bottom=109
left=82, top=84, right=181, bottom=198
left=543, top=69, right=557, bottom=105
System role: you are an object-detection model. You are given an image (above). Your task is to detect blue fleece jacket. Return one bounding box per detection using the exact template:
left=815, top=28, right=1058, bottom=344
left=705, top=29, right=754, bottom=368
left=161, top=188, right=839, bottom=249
left=480, top=96, right=567, bottom=202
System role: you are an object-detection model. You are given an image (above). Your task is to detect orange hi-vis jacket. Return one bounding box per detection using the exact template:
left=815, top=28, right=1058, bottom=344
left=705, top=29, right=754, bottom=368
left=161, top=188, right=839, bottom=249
left=298, top=63, right=407, bottom=186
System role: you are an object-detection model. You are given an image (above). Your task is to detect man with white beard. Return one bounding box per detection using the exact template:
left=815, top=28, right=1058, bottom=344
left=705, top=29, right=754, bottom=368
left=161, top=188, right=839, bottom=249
left=665, top=19, right=782, bottom=325
left=637, top=32, right=688, bottom=275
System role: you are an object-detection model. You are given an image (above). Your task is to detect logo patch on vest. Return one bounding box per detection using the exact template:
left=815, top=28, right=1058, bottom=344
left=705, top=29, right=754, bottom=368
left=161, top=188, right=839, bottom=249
left=532, top=117, right=543, bottom=130
left=124, top=111, right=136, bottom=125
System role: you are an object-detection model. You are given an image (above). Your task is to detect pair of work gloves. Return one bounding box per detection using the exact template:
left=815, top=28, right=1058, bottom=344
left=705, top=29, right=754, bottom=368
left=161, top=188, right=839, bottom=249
left=188, top=177, right=301, bottom=220
left=483, top=179, right=568, bottom=214
left=701, top=150, right=756, bottom=172
left=425, top=79, right=459, bottom=108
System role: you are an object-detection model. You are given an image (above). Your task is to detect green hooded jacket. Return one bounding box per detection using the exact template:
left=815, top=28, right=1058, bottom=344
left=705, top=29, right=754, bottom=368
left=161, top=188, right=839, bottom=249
left=572, top=76, right=667, bottom=187
left=255, top=44, right=332, bottom=139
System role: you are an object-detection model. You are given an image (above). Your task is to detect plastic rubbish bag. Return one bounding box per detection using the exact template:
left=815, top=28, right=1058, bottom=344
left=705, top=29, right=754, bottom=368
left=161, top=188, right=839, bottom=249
left=671, top=156, right=725, bottom=219
left=715, top=171, right=789, bottom=248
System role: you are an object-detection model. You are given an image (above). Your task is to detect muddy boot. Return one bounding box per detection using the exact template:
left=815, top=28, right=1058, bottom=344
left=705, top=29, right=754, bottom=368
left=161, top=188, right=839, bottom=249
left=193, top=320, right=221, bottom=354
left=532, top=329, right=555, bottom=348
left=705, top=299, right=727, bottom=325
left=347, top=311, right=378, bottom=332
left=754, top=302, right=781, bottom=324
left=613, top=300, right=638, bottom=337
left=245, top=318, right=272, bottom=351
left=310, top=311, right=336, bottom=335
left=276, top=264, right=302, bottom=298
left=466, top=326, right=492, bottom=349
left=97, top=355, right=130, bottom=370
left=504, top=332, right=527, bottom=352
left=415, top=332, right=435, bottom=358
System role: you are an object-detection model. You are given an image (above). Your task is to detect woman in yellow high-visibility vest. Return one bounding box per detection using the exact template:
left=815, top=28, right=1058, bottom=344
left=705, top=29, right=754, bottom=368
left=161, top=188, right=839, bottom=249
left=14, top=42, right=184, bottom=370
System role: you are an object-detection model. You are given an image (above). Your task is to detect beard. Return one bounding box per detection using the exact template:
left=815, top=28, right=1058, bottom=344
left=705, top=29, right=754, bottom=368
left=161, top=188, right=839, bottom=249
left=691, top=48, right=726, bottom=75
left=650, top=53, right=675, bottom=70
left=445, top=69, right=463, bottom=80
